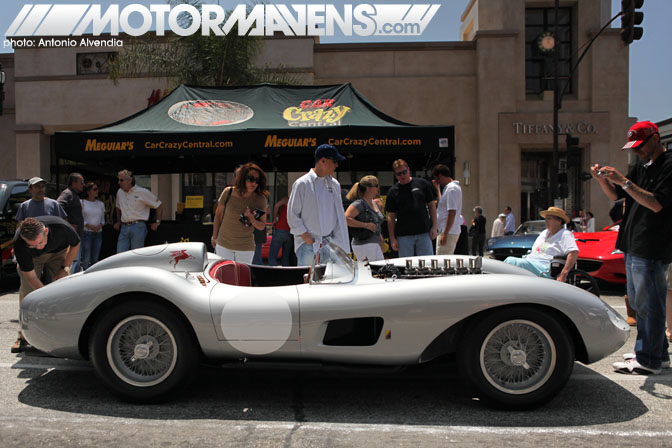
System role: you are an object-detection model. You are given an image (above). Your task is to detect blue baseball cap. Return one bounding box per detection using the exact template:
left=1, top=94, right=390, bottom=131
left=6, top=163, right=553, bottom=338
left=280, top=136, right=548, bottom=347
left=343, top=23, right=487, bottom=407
left=315, top=144, right=346, bottom=162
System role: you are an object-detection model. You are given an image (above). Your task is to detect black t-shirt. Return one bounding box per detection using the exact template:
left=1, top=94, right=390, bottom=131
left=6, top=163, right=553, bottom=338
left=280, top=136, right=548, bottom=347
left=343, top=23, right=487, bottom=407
left=615, top=150, right=672, bottom=263
left=13, top=216, right=81, bottom=272
left=57, top=187, right=84, bottom=236
left=385, top=177, right=436, bottom=236
left=472, top=215, right=487, bottom=235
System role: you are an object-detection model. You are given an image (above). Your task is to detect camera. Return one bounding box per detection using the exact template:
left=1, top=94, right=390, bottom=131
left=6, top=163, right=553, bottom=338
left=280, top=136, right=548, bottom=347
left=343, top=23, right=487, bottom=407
left=239, top=208, right=265, bottom=226
left=597, top=170, right=606, bottom=177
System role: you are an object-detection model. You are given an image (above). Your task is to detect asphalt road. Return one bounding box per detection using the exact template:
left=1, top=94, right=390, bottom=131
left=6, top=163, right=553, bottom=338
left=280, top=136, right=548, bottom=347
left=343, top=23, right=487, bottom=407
left=1, top=277, right=671, bottom=447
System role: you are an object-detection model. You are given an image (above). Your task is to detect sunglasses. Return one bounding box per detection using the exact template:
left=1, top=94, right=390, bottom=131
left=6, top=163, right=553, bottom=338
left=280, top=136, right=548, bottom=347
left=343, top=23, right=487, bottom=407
left=245, top=175, right=260, bottom=183
left=394, top=168, right=408, bottom=177
left=634, top=133, right=655, bottom=150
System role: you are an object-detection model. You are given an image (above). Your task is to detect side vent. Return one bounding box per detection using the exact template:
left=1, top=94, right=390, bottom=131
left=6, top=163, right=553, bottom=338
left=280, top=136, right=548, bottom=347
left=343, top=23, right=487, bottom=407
left=323, top=317, right=384, bottom=346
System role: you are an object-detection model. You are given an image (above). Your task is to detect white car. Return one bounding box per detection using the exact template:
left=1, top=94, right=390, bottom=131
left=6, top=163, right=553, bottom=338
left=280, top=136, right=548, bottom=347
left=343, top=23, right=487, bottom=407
left=20, top=241, right=629, bottom=409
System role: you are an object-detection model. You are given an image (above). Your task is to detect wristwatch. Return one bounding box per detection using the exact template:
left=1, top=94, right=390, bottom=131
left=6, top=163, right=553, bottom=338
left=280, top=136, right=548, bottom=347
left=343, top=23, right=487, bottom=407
left=622, top=179, right=633, bottom=190
left=61, top=265, right=71, bottom=274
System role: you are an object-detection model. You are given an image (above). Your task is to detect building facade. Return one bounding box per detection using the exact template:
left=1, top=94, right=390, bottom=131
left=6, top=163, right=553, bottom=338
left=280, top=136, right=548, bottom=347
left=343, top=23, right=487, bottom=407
left=1, top=0, right=632, bottom=229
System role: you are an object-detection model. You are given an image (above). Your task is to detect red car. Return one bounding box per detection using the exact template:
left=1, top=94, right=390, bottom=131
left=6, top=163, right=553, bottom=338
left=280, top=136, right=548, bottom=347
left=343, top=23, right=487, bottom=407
left=261, top=235, right=282, bottom=262
left=573, top=224, right=626, bottom=284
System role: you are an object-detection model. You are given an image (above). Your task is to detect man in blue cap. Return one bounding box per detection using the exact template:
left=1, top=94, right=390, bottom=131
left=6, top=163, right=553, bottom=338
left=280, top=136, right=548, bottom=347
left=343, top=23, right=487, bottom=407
left=287, top=144, right=350, bottom=266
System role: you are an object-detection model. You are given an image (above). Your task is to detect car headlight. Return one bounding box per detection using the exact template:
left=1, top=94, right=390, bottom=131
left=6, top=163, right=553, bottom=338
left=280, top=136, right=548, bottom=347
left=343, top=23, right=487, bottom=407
left=611, top=249, right=623, bottom=255
left=606, top=307, right=630, bottom=332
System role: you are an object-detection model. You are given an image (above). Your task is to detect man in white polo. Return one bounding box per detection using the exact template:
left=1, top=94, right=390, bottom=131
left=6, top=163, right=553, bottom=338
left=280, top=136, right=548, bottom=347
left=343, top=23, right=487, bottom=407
left=113, top=169, right=163, bottom=253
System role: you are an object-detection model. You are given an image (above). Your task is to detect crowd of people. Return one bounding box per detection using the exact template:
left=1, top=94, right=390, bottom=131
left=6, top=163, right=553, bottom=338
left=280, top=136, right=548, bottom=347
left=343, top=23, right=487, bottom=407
left=11, top=124, right=672, bottom=367
left=10, top=170, right=163, bottom=353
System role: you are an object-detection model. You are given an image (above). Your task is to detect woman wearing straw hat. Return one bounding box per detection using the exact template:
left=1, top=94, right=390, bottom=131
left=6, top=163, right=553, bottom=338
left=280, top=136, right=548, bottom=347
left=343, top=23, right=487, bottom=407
left=504, top=206, right=578, bottom=282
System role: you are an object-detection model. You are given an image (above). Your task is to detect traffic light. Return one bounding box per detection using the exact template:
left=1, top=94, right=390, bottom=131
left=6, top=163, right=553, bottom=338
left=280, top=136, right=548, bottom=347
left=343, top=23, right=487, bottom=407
left=621, top=0, right=644, bottom=46
left=565, top=134, right=580, bottom=168
left=558, top=172, right=568, bottom=199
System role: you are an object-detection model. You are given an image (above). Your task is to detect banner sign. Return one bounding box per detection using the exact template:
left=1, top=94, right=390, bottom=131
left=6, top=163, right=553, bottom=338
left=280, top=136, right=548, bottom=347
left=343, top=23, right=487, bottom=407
left=55, top=84, right=454, bottom=173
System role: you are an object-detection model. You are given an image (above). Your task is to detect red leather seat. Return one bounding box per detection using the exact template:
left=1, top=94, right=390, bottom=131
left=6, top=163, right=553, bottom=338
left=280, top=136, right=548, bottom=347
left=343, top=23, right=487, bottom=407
left=209, top=260, right=252, bottom=287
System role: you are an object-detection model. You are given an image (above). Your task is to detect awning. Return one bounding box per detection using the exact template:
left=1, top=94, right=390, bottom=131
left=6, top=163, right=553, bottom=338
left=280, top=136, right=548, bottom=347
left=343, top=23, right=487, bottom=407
left=55, top=83, right=454, bottom=173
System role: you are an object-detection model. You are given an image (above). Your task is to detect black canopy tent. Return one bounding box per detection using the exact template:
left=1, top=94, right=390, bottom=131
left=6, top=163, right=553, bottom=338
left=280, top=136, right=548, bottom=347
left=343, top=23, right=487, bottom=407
left=54, top=83, right=454, bottom=175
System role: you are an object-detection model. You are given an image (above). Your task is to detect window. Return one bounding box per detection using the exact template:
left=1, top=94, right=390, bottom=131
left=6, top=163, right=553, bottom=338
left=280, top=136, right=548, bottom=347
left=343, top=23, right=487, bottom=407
left=76, top=52, right=115, bottom=75
left=525, top=7, right=572, bottom=96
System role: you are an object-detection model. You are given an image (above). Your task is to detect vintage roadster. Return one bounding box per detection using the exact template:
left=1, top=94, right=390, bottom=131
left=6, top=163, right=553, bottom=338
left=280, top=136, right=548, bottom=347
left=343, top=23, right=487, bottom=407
left=20, top=242, right=629, bottom=409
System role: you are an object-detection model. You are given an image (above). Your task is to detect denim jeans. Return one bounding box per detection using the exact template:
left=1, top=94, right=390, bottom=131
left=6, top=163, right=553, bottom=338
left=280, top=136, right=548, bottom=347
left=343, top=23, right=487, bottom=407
left=397, top=232, right=433, bottom=258
left=296, top=242, right=315, bottom=267
left=70, top=242, right=82, bottom=273
left=117, top=222, right=147, bottom=253
left=81, top=231, right=103, bottom=270
left=504, top=256, right=551, bottom=278
left=625, top=253, right=670, bottom=369
left=252, top=243, right=264, bottom=265
left=268, top=229, right=293, bottom=266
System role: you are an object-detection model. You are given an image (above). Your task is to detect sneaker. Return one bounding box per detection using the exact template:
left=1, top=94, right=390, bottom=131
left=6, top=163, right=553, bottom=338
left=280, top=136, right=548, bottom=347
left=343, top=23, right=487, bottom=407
left=622, top=353, right=670, bottom=369
left=10, top=337, right=28, bottom=354
left=613, top=358, right=662, bottom=375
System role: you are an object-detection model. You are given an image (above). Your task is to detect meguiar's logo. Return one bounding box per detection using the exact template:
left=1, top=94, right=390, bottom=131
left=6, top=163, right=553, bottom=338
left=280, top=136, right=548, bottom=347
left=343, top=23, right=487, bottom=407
left=85, top=139, right=134, bottom=151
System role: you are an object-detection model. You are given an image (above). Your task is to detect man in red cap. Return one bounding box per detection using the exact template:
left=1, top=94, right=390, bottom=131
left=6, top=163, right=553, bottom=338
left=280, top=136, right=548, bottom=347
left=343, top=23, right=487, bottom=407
left=591, top=120, right=672, bottom=375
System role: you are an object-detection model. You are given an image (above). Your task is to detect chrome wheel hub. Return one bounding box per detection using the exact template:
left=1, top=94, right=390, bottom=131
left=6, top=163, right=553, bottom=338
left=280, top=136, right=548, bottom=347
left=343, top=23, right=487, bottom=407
left=505, top=345, right=529, bottom=368
left=131, top=339, right=155, bottom=361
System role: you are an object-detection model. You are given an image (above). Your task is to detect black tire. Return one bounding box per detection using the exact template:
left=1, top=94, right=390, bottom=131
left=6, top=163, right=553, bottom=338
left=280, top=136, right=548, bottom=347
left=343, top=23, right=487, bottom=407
left=567, top=269, right=601, bottom=297
left=89, top=300, right=199, bottom=402
left=458, top=307, right=575, bottom=410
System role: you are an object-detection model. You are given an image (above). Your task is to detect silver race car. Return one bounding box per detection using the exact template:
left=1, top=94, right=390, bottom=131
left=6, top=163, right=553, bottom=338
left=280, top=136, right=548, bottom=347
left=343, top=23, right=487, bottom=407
left=20, top=242, right=629, bottom=409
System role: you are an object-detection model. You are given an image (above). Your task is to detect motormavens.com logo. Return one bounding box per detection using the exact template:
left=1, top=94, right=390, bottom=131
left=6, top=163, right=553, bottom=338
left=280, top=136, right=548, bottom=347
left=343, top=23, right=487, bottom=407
left=6, top=3, right=441, bottom=37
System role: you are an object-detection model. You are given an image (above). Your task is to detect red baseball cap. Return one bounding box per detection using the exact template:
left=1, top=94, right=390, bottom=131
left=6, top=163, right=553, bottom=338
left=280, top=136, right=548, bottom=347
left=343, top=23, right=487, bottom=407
left=622, top=121, right=659, bottom=150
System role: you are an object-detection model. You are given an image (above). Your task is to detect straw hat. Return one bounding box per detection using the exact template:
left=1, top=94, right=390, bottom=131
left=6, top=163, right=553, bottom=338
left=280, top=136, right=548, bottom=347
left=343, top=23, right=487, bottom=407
left=539, top=206, right=570, bottom=224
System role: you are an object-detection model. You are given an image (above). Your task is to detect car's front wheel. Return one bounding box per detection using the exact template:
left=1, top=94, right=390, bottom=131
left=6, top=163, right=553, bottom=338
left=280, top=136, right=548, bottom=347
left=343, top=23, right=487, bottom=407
left=458, top=307, right=574, bottom=410
left=89, top=300, right=198, bottom=402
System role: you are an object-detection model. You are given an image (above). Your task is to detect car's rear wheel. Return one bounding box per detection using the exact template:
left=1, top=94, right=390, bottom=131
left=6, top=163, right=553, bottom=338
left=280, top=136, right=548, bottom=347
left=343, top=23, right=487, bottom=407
left=458, top=307, right=574, bottom=410
left=89, top=300, right=198, bottom=402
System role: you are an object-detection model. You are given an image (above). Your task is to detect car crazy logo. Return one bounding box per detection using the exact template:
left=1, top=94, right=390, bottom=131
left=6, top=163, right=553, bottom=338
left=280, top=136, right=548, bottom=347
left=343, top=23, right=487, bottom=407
left=283, top=99, right=351, bottom=127
left=168, top=100, right=254, bottom=127
left=5, top=4, right=440, bottom=38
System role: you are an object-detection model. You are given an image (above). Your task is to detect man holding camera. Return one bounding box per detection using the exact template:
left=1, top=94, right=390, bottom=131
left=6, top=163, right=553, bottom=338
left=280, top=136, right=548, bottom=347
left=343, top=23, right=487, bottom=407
left=593, top=121, right=672, bottom=375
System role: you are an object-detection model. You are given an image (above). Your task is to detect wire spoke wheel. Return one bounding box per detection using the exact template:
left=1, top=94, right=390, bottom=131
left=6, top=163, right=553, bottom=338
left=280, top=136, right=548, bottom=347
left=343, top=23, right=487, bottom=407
left=107, top=315, right=178, bottom=387
left=480, top=319, right=555, bottom=394
left=459, top=307, right=574, bottom=409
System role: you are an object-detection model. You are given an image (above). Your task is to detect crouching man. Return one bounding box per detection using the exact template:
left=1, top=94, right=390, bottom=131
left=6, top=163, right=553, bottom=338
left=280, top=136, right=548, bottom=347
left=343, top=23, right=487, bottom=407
left=11, top=216, right=80, bottom=353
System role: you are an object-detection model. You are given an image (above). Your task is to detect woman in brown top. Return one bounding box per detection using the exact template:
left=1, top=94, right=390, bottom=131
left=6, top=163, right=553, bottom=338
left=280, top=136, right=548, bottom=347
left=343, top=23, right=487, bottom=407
left=211, top=163, right=268, bottom=263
